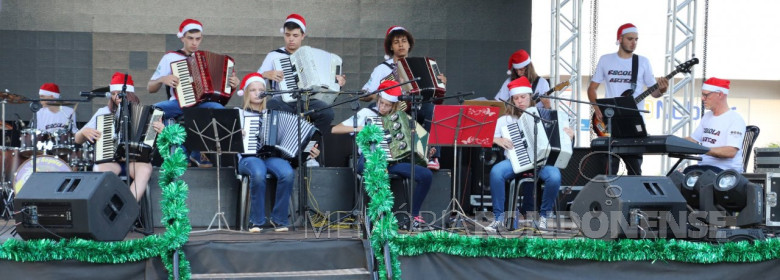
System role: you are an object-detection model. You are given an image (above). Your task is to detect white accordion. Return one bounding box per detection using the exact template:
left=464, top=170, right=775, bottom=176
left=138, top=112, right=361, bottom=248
left=273, top=46, right=343, bottom=105
left=499, top=107, right=572, bottom=174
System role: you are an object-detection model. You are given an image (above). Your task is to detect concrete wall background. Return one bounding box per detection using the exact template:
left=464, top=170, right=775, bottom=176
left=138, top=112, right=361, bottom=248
left=0, top=0, right=531, bottom=123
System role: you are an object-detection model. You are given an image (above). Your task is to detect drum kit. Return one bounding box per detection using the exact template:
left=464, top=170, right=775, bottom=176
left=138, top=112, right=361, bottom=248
left=0, top=90, right=95, bottom=215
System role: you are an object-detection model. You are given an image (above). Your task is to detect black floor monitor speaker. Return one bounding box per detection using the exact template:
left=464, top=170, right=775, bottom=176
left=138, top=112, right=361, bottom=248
left=13, top=172, right=139, bottom=241
left=570, top=175, right=688, bottom=239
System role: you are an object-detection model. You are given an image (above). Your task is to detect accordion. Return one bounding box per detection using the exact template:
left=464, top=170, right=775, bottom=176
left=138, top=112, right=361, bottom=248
left=499, top=108, right=573, bottom=174
left=243, top=110, right=319, bottom=166
left=116, top=104, right=164, bottom=163
left=94, top=114, right=116, bottom=164
left=396, top=57, right=446, bottom=111
left=366, top=110, right=429, bottom=165
left=273, top=46, right=343, bottom=105
left=171, top=50, right=236, bottom=108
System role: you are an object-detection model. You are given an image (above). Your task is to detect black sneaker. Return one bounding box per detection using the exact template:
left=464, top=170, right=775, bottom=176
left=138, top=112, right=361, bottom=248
left=248, top=223, right=262, bottom=233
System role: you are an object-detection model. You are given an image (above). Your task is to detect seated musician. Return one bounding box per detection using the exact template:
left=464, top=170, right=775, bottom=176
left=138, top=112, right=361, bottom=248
left=684, top=77, right=746, bottom=173
left=37, top=83, right=78, bottom=134
left=75, top=73, right=164, bottom=201
left=332, top=80, right=432, bottom=231
left=485, top=77, right=574, bottom=233
left=147, top=18, right=239, bottom=167
left=493, top=49, right=551, bottom=109
left=258, top=14, right=346, bottom=167
left=362, top=25, right=446, bottom=170
left=235, top=73, right=320, bottom=233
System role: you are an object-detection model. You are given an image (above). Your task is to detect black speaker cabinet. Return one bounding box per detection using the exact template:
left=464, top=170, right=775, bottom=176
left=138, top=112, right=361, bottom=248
left=14, top=172, right=139, bottom=241
left=390, top=169, right=452, bottom=223
left=570, top=175, right=688, bottom=239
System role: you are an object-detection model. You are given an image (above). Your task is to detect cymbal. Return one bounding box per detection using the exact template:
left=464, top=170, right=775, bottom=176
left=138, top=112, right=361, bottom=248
left=2, top=122, right=10, bottom=130
left=0, top=91, right=28, bottom=104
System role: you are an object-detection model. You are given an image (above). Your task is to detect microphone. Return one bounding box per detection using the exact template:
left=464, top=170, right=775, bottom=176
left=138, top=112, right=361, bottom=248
left=80, top=91, right=111, bottom=98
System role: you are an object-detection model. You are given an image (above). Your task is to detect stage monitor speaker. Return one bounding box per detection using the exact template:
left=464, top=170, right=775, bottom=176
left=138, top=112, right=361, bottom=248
left=308, top=167, right=355, bottom=213
left=570, top=175, right=688, bottom=239
left=13, top=172, right=139, bottom=241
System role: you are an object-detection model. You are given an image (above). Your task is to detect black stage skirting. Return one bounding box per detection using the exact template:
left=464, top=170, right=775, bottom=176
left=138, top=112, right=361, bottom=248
left=400, top=253, right=780, bottom=280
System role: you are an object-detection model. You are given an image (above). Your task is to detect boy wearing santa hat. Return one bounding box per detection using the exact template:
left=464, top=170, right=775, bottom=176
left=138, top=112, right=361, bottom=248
left=361, top=25, right=446, bottom=170
left=587, top=23, right=669, bottom=175
left=257, top=13, right=346, bottom=167
left=147, top=18, right=239, bottom=167
left=36, top=82, right=77, bottom=134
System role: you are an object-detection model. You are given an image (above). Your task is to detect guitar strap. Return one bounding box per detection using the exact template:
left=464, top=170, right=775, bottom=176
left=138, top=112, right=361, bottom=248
left=630, top=54, right=639, bottom=93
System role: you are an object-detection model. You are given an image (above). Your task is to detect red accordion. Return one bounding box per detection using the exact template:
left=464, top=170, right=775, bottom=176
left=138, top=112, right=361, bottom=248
left=396, top=57, right=447, bottom=111
left=170, top=50, right=236, bottom=108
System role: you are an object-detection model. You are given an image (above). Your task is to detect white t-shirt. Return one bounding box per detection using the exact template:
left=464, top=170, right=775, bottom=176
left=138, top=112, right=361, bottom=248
left=691, top=110, right=746, bottom=171
left=258, top=48, right=291, bottom=91
left=494, top=76, right=550, bottom=109
left=363, top=59, right=395, bottom=93
left=150, top=51, right=188, bottom=100
left=339, top=108, right=381, bottom=155
left=83, top=106, right=113, bottom=131
left=591, top=53, right=656, bottom=109
left=37, top=106, right=77, bottom=133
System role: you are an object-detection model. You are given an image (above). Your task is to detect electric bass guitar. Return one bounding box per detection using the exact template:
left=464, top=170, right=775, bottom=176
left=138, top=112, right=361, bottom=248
left=591, top=58, right=698, bottom=137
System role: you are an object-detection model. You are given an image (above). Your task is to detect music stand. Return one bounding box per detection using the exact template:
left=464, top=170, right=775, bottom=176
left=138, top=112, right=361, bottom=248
left=183, top=108, right=243, bottom=231
left=428, top=105, right=499, bottom=233
left=595, top=96, right=648, bottom=138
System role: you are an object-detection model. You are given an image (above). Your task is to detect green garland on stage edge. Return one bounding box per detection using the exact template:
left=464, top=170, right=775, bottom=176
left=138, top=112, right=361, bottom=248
left=0, top=124, right=192, bottom=280
left=356, top=125, right=780, bottom=280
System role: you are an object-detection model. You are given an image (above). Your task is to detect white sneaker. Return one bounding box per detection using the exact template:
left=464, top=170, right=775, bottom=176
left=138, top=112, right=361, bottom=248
left=484, top=219, right=504, bottom=233
left=306, top=158, right=320, bottom=167
left=537, top=217, right=548, bottom=230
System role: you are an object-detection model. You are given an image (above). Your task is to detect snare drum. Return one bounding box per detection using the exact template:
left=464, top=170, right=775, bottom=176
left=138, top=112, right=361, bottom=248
left=19, top=129, right=48, bottom=157
left=13, top=155, right=71, bottom=193
left=0, top=146, right=21, bottom=183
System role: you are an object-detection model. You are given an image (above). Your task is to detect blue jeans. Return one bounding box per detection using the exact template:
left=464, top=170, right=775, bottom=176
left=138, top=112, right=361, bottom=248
left=238, top=156, right=295, bottom=226
left=154, top=100, right=225, bottom=159
left=489, top=160, right=561, bottom=218
left=356, top=156, right=432, bottom=216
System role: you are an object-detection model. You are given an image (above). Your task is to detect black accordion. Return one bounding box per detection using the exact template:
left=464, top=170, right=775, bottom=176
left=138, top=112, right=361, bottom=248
left=115, top=104, right=164, bottom=163
left=243, top=110, right=319, bottom=167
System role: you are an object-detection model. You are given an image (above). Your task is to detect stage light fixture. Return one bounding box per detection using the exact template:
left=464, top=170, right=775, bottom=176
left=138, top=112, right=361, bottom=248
left=713, top=169, right=749, bottom=211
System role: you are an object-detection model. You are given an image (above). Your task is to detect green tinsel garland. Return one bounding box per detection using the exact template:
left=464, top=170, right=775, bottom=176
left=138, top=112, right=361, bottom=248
left=0, top=124, right=192, bottom=280
left=356, top=124, right=780, bottom=280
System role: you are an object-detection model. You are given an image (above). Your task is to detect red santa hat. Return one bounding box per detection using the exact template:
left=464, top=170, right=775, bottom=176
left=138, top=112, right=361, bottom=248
left=238, top=73, right=266, bottom=96
left=508, top=77, right=533, bottom=96
left=281, top=14, right=306, bottom=34
left=378, top=80, right=402, bottom=103
left=616, top=23, right=638, bottom=44
left=39, top=83, right=60, bottom=98
left=702, top=77, right=730, bottom=95
left=386, top=25, right=406, bottom=36
left=177, top=19, right=203, bottom=38
left=507, top=49, right=531, bottom=75
left=109, top=72, right=134, bottom=92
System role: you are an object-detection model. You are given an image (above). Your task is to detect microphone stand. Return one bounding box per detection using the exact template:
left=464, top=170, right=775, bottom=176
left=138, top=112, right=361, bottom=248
left=539, top=95, right=649, bottom=175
